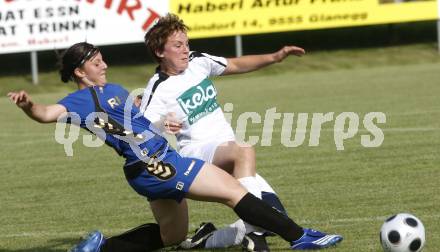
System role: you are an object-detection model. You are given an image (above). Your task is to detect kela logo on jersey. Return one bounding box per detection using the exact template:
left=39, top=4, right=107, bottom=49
left=177, top=79, right=219, bottom=125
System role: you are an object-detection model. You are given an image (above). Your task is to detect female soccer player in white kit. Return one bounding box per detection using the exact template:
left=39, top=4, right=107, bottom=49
left=140, top=13, right=343, bottom=251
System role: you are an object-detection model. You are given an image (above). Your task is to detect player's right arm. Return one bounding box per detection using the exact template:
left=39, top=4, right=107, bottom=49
left=140, top=93, right=182, bottom=135
left=7, top=90, right=67, bottom=123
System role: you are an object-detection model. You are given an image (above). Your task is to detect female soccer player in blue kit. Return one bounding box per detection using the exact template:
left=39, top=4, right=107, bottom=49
left=8, top=42, right=342, bottom=252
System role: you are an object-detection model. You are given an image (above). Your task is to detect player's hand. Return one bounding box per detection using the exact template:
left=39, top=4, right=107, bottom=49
left=274, top=45, right=305, bottom=62
left=7, top=90, right=33, bottom=110
left=164, top=112, right=183, bottom=135
left=133, top=95, right=142, bottom=108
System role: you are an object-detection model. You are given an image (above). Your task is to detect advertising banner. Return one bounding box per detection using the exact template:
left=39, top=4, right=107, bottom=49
left=0, top=0, right=168, bottom=54
left=171, top=0, right=438, bottom=39
left=1, top=0, right=438, bottom=54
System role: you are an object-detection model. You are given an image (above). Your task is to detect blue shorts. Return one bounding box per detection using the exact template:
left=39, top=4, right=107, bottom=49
left=123, top=149, right=205, bottom=202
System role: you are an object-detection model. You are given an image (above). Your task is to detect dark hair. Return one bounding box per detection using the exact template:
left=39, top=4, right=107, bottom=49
left=144, top=13, right=188, bottom=62
left=59, top=42, right=99, bottom=83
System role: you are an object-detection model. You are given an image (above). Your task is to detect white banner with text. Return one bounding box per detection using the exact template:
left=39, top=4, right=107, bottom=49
left=0, top=0, right=168, bottom=54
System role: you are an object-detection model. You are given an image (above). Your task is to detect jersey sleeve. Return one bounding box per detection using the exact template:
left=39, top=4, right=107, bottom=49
left=57, top=93, right=80, bottom=113
left=57, top=93, right=88, bottom=126
left=191, top=52, right=227, bottom=77
left=56, top=88, right=97, bottom=127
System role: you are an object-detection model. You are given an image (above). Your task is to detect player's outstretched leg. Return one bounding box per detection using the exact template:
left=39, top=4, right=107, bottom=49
left=68, top=231, right=104, bottom=252
left=242, top=232, right=270, bottom=252
left=178, top=222, right=217, bottom=249
left=187, top=163, right=343, bottom=251
left=180, top=221, right=270, bottom=252
left=291, top=228, right=343, bottom=250
left=69, top=223, right=165, bottom=252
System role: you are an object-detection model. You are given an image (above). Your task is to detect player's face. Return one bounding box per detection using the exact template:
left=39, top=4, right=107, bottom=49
left=81, top=52, right=108, bottom=86
left=160, top=30, right=189, bottom=75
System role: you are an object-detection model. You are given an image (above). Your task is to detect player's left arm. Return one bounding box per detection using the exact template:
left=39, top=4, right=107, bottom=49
left=222, top=45, right=305, bottom=75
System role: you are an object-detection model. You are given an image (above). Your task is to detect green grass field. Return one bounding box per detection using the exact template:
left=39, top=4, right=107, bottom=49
left=0, top=43, right=439, bottom=251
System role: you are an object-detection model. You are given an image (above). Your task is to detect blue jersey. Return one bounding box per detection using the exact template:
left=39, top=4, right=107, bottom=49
left=58, top=83, right=205, bottom=202
left=58, top=83, right=168, bottom=165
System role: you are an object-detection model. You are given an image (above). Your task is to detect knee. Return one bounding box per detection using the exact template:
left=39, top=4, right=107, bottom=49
left=221, top=180, right=249, bottom=207
left=160, top=229, right=188, bottom=246
left=232, top=145, right=256, bottom=177
left=158, top=218, right=188, bottom=246
left=239, top=145, right=255, bottom=160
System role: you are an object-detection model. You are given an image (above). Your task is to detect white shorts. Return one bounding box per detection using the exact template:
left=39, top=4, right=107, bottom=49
left=178, top=139, right=233, bottom=163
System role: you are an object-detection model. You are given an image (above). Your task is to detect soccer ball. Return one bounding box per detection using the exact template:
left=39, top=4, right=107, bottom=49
left=380, top=213, right=426, bottom=252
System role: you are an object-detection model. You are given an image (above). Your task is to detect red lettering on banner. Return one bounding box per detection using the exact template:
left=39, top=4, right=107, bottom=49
left=0, top=41, right=18, bottom=47
left=117, top=0, right=141, bottom=20
left=77, top=0, right=161, bottom=31
left=28, top=36, right=69, bottom=45
left=142, top=8, right=160, bottom=31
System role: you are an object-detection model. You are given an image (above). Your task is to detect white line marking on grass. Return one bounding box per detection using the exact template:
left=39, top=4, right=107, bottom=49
left=379, top=128, right=440, bottom=132
left=2, top=214, right=439, bottom=238
left=300, top=214, right=440, bottom=225
left=0, top=133, right=53, bottom=137
left=391, top=110, right=440, bottom=116
left=244, top=128, right=440, bottom=133
left=1, top=229, right=126, bottom=238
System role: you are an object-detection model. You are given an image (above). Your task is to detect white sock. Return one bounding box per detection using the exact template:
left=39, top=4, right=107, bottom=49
left=256, top=173, right=276, bottom=193
left=238, top=176, right=262, bottom=199
left=205, top=221, right=246, bottom=248
left=205, top=177, right=266, bottom=249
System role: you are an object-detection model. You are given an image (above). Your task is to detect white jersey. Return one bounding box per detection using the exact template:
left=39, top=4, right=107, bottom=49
left=140, top=51, right=235, bottom=151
